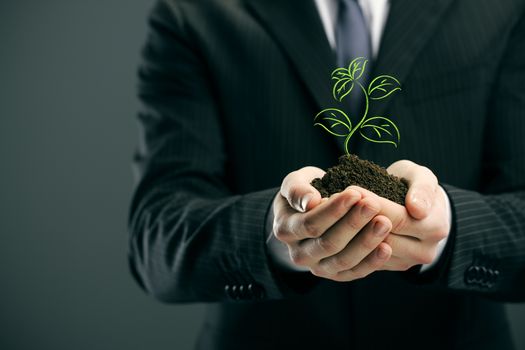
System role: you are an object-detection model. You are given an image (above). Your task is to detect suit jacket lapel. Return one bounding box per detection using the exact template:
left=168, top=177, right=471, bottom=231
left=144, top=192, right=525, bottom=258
left=246, top=0, right=457, bottom=157
left=245, top=0, right=336, bottom=113
left=368, top=0, right=456, bottom=120
left=353, top=0, right=456, bottom=159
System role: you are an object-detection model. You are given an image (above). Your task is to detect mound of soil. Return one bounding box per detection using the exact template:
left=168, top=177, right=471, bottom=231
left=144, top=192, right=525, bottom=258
left=311, top=154, right=408, bottom=206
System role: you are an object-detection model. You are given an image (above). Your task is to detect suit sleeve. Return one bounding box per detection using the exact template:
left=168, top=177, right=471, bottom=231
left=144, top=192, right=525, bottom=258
left=127, top=0, right=288, bottom=302
left=437, top=10, right=525, bottom=301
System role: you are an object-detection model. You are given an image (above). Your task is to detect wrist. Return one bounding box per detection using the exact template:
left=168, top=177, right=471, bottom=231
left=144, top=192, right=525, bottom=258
left=420, top=186, right=452, bottom=272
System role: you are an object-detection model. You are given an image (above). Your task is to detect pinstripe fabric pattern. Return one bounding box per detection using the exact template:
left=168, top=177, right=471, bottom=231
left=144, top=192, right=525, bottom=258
left=128, top=0, right=525, bottom=348
left=128, top=0, right=290, bottom=300
left=444, top=187, right=525, bottom=298
left=441, top=8, right=525, bottom=298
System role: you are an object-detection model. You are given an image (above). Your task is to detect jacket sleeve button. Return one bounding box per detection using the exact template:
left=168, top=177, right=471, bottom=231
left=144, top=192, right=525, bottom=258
left=231, top=285, right=240, bottom=300
left=472, top=266, right=481, bottom=284
left=238, top=285, right=246, bottom=299
left=465, top=266, right=476, bottom=285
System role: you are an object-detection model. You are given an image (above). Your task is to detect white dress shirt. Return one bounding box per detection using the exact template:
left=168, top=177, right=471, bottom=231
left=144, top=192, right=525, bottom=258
left=314, top=0, right=390, bottom=57
left=267, top=0, right=450, bottom=273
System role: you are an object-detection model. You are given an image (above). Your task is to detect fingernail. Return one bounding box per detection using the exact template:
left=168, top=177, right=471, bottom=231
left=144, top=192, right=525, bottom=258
left=377, top=247, right=389, bottom=259
left=299, top=194, right=312, bottom=212
left=360, top=204, right=376, bottom=218
left=373, top=221, right=389, bottom=236
left=411, top=191, right=430, bottom=211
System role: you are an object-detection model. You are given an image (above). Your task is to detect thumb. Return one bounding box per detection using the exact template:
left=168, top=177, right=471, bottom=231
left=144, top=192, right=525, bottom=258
left=387, top=160, right=438, bottom=220
left=280, top=166, right=324, bottom=212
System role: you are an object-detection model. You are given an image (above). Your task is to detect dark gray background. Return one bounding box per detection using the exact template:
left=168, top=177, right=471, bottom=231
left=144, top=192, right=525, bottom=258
left=0, top=1, right=523, bottom=349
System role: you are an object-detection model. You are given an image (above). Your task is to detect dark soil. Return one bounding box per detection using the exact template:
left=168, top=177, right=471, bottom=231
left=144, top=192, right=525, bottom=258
left=311, top=154, right=408, bottom=206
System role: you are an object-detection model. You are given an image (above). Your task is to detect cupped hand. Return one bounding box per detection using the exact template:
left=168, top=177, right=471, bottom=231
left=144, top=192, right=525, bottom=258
left=351, top=160, right=451, bottom=271
left=272, top=167, right=393, bottom=282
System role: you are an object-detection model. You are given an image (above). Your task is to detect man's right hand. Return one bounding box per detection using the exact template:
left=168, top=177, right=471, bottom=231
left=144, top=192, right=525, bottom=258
left=272, top=166, right=393, bottom=282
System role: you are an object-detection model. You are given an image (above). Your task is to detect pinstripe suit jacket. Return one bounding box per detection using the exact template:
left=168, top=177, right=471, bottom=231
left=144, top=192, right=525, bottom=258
left=128, top=0, right=525, bottom=348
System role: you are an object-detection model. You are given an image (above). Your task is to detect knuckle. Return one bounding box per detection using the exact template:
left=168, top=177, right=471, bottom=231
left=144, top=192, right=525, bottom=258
left=423, top=221, right=448, bottom=242
left=315, top=236, right=339, bottom=255
left=401, top=160, right=417, bottom=174
left=420, top=165, right=433, bottom=176
left=280, top=173, right=292, bottom=191
left=403, top=160, right=416, bottom=167
left=433, top=223, right=449, bottom=241
left=391, top=213, right=407, bottom=233
left=310, top=266, right=328, bottom=278
left=289, top=249, right=308, bottom=266
left=391, top=159, right=412, bottom=171
left=422, top=167, right=438, bottom=184
left=414, top=249, right=435, bottom=265
left=344, top=214, right=363, bottom=231
left=431, top=230, right=447, bottom=242
left=419, top=254, right=434, bottom=265
left=301, top=217, right=319, bottom=238
left=330, top=255, right=349, bottom=270
left=273, top=222, right=290, bottom=242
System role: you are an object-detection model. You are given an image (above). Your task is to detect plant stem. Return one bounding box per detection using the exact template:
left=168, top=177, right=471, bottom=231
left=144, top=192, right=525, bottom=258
left=344, top=82, right=369, bottom=154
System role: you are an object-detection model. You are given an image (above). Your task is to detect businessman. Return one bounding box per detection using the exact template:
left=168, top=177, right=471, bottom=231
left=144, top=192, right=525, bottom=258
left=128, top=0, right=525, bottom=349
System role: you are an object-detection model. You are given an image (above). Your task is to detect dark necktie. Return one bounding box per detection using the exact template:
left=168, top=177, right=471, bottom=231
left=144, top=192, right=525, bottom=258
left=335, top=0, right=372, bottom=153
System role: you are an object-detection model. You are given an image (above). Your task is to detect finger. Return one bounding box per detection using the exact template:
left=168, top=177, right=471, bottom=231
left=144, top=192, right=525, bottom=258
left=330, top=242, right=392, bottom=282
left=315, top=214, right=391, bottom=274
left=299, top=196, right=379, bottom=265
left=349, top=186, right=416, bottom=235
left=352, top=185, right=451, bottom=244
left=387, top=160, right=438, bottom=220
left=276, top=188, right=362, bottom=244
left=281, top=167, right=325, bottom=212
left=378, top=256, right=413, bottom=271
left=384, top=233, right=436, bottom=266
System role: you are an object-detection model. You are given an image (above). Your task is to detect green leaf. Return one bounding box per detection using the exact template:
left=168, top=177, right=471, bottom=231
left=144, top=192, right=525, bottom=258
left=367, top=75, right=401, bottom=100
left=331, top=67, right=350, bottom=79
left=332, top=78, right=354, bottom=102
left=331, top=67, right=353, bottom=102
left=314, top=108, right=352, bottom=137
left=348, top=57, right=368, bottom=81
left=329, top=58, right=368, bottom=102
left=359, top=116, right=400, bottom=147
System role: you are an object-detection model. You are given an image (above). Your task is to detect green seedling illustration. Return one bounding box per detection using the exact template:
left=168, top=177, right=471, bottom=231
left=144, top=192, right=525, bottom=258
left=314, top=57, right=402, bottom=155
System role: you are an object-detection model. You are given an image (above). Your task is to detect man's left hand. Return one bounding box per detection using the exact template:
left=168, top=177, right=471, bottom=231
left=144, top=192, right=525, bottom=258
left=336, top=160, right=451, bottom=272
